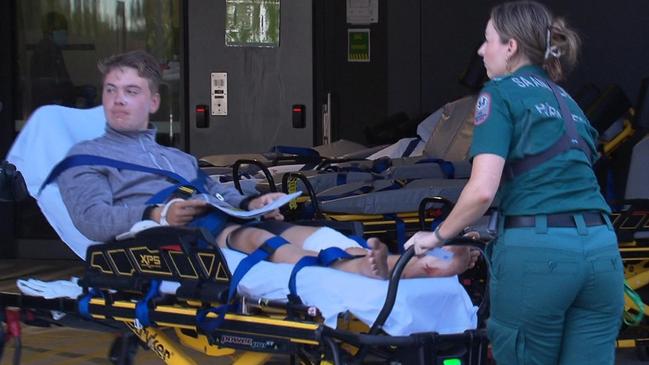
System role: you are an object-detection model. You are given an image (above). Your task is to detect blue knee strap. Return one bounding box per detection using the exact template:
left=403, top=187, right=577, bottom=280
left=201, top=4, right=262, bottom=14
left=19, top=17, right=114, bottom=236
left=384, top=214, right=406, bottom=253
left=197, top=236, right=289, bottom=332
left=288, top=247, right=357, bottom=304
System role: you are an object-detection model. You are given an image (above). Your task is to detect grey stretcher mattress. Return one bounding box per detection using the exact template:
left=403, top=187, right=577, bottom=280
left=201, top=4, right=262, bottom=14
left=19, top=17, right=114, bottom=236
left=317, top=178, right=467, bottom=214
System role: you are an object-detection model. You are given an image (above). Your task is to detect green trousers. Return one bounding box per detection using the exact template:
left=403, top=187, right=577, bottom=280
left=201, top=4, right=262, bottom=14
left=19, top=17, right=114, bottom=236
left=487, top=214, right=624, bottom=365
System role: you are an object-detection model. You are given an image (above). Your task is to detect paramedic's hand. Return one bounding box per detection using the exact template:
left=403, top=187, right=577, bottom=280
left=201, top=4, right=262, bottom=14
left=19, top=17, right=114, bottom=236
left=248, top=192, right=285, bottom=220
left=404, top=231, right=441, bottom=256
left=153, top=199, right=210, bottom=226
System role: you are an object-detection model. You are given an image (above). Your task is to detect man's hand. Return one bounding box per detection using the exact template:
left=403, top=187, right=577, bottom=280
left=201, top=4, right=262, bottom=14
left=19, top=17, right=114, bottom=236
left=248, top=192, right=286, bottom=220
left=152, top=199, right=210, bottom=226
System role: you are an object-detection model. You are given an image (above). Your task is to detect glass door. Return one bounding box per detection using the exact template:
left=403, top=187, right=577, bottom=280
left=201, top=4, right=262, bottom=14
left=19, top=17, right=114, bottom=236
left=12, top=0, right=184, bottom=243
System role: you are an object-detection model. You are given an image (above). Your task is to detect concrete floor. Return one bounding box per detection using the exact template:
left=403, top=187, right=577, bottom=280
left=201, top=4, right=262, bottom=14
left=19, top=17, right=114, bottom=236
left=2, top=259, right=649, bottom=364
left=1, top=324, right=648, bottom=365
left=0, top=325, right=234, bottom=365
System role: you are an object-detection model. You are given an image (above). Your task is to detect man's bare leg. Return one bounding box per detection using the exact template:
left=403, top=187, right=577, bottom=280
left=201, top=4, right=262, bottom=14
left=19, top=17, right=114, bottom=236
left=216, top=224, right=389, bottom=279
left=385, top=245, right=480, bottom=278
left=279, top=225, right=388, bottom=278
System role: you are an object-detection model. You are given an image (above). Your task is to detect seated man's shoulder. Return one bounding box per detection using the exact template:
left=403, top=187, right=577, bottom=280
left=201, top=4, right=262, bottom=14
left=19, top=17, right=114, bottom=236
left=66, top=135, right=112, bottom=156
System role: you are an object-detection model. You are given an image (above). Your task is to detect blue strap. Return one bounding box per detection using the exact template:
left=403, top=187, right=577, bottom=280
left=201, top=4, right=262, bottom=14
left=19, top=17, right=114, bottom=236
left=197, top=236, right=289, bottom=332
left=78, top=288, right=102, bottom=319
left=371, top=157, right=392, bottom=174
left=416, top=158, right=455, bottom=179
left=40, top=154, right=207, bottom=194
left=147, top=175, right=210, bottom=205
left=288, top=256, right=320, bottom=303
left=194, top=168, right=210, bottom=189
left=336, top=173, right=347, bottom=186
left=147, top=184, right=183, bottom=205
left=288, top=247, right=355, bottom=303
left=187, top=211, right=229, bottom=248
left=402, top=138, right=421, bottom=157
left=270, top=145, right=321, bottom=160
left=348, top=235, right=369, bottom=249
left=430, top=216, right=443, bottom=232
left=271, top=145, right=321, bottom=170
left=318, top=247, right=354, bottom=266
left=134, top=279, right=161, bottom=328
left=385, top=214, right=406, bottom=253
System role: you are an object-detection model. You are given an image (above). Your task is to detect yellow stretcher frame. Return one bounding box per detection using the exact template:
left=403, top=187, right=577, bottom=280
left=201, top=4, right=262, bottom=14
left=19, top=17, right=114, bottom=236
left=0, top=227, right=490, bottom=365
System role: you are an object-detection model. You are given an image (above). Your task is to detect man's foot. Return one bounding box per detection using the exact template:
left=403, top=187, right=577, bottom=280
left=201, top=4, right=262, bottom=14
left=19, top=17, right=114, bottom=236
left=334, top=238, right=389, bottom=279
left=366, top=238, right=389, bottom=279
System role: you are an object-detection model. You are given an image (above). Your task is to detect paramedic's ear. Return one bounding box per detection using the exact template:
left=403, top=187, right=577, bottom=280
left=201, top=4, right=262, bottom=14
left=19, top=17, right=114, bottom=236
left=507, top=38, right=518, bottom=58
left=150, top=92, right=161, bottom=114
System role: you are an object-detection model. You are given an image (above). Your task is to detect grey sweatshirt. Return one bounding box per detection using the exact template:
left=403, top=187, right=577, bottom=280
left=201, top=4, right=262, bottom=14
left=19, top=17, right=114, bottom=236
left=58, top=126, right=248, bottom=242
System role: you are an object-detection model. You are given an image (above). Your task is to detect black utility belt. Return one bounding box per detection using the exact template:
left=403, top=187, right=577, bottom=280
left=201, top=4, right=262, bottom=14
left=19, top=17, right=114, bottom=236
left=504, top=211, right=606, bottom=228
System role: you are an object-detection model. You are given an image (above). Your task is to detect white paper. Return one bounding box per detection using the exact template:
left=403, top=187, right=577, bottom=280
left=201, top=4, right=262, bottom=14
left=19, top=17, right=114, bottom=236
left=201, top=191, right=302, bottom=219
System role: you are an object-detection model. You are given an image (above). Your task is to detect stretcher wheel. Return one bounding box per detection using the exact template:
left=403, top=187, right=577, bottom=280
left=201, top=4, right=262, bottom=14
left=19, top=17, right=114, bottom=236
left=108, top=332, right=140, bottom=365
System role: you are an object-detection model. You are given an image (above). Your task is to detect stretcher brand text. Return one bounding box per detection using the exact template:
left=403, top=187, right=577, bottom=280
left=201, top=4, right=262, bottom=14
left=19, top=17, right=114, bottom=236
left=139, top=254, right=162, bottom=268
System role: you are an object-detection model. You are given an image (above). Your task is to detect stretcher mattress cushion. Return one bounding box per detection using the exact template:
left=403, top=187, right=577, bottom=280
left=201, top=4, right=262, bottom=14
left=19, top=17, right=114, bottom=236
left=223, top=248, right=477, bottom=336
left=318, top=179, right=466, bottom=214
left=8, top=105, right=106, bottom=257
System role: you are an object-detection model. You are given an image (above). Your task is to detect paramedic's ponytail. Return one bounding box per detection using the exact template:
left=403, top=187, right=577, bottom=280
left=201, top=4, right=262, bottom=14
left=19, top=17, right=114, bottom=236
left=544, top=18, right=581, bottom=82
left=490, top=1, right=581, bottom=82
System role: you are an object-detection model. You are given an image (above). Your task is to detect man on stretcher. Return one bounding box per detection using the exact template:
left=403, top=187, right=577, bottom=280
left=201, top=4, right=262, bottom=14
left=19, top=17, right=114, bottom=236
left=56, top=50, right=478, bottom=279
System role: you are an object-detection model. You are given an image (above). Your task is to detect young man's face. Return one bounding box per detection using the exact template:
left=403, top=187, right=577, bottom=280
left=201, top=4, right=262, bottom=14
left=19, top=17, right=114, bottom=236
left=102, top=67, right=160, bottom=132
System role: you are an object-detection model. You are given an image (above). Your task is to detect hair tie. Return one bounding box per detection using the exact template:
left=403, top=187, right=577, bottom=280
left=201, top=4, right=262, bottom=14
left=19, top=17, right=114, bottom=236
left=544, top=26, right=562, bottom=60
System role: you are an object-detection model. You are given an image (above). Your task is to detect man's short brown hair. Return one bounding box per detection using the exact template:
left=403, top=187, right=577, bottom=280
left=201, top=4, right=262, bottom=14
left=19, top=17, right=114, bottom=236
left=98, top=50, right=162, bottom=93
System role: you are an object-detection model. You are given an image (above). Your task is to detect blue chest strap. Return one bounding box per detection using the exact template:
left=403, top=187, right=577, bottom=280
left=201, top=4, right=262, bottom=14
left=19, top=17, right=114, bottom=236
left=197, top=236, right=289, bottom=332
left=43, top=154, right=223, bottom=244
left=40, top=154, right=209, bottom=197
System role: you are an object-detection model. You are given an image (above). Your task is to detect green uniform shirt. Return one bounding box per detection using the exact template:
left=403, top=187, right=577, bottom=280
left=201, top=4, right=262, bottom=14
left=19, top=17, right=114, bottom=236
left=469, top=65, right=610, bottom=216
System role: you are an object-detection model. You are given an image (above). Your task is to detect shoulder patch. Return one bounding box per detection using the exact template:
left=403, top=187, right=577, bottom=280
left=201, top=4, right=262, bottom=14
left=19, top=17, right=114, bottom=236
left=474, top=92, right=491, bottom=125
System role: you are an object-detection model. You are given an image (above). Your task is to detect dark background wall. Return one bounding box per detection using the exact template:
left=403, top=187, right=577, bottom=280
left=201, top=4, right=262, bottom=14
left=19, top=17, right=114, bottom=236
left=388, top=0, right=649, bottom=123
left=0, top=0, right=16, bottom=258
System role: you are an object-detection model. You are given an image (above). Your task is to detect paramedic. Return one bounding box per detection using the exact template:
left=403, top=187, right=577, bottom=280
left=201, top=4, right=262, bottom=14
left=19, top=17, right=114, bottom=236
left=57, top=50, right=476, bottom=280
left=405, top=1, right=623, bottom=364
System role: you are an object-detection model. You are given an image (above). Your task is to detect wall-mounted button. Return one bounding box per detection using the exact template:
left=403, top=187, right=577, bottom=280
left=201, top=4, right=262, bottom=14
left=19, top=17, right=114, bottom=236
left=196, top=104, right=209, bottom=128
left=292, top=104, right=305, bottom=128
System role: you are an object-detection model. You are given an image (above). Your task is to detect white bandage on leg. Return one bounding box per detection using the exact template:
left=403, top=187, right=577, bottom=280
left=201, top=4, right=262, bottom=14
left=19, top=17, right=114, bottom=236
left=302, top=227, right=362, bottom=253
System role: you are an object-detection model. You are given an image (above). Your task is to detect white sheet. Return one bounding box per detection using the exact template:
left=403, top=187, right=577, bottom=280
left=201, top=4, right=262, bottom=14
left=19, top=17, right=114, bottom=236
left=8, top=105, right=105, bottom=257
left=7, top=105, right=477, bottom=335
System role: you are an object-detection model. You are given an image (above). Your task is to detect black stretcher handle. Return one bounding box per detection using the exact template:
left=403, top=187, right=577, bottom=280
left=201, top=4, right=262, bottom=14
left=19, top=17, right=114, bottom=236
left=418, top=196, right=453, bottom=231
left=232, top=159, right=277, bottom=194
left=368, top=246, right=415, bottom=336
left=281, top=172, right=323, bottom=219
left=370, top=232, right=492, bottom=335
